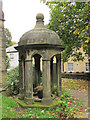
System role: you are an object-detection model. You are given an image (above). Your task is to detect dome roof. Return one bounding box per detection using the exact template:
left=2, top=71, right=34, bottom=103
left=18, top=13, right=62, bottom=47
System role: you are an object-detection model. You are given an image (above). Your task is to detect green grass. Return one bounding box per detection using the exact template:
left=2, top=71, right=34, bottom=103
left=0, top=94, right=2, bottom=120
left=1, top=89, right=83, bottom=119
left=2, top=95, right=18, bottom=118
left=16, top=97, right=59, bottom=108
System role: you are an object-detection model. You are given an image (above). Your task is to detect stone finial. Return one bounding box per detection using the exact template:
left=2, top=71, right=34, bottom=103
left=36, top=13, right=44, bottom=22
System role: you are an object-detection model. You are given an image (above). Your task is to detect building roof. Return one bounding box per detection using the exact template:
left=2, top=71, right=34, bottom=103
left=6, top=44, right=18, bottom=53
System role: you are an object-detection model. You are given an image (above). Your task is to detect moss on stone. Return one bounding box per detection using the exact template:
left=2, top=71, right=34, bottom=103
left=16, top=97, right=59, bottom=109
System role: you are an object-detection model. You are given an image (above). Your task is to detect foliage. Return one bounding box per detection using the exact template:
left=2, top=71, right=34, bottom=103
left=2, top=95, right=18, bottom=118
left=4, top=28, right=17, bottom=48
left=6, top=53, right=10, bottom=69
left=46, top=1, right=89, bottom=62
left=4, top=28, right=12, bottom=48
left=51, top=84, right=58, bottom=96
left=6, top=66, right=19, bottom=95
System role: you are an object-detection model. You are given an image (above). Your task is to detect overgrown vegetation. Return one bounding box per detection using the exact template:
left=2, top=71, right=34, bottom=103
left=4, top=28, right=17, bottom=48
left=46, top=2, right=89, bottom=62
left=3, top=66, right=88, bottom=118
left=51, top=84, right=58, bottom=96
left=2, top=88, right=83, bottom=119
left=6, top=66, right=19, bottom=95
left=6, top=53, right=10, bottom=69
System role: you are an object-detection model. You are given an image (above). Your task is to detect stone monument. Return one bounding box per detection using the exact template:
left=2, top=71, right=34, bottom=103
left=15, top=13, right=64, bottom=105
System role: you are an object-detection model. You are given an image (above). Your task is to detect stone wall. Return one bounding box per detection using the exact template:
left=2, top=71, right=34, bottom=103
left=0, top=1, right=6, bottom=89
left=61, top=72, right=90, bottom=81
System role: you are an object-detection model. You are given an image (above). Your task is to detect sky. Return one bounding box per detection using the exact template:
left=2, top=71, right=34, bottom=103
left=2, top=0, right=50, bottom=42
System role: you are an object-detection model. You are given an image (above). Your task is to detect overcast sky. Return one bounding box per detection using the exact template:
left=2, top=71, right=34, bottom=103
left=2, top=0, right=50, bottom=42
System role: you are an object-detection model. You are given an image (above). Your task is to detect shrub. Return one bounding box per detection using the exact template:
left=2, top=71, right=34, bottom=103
left=6, top=66, right=19, bottom=95
left=6, top=53, right=11, bottom=69
left=51, top=84, right=58, bottom=96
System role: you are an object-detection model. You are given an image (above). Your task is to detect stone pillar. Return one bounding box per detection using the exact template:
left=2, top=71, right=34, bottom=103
left=56, top=54, right=62, bottom=96
left=24, top=59, right=34, bottom=104
left=0, top=2, right=6, bottom=88
left=18, top=59, right=24, bottom=100
left=42, top=59, right=52, bottom=104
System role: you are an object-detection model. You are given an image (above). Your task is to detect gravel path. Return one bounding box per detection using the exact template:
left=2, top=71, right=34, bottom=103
left=66, top=89, right=89, bottom=119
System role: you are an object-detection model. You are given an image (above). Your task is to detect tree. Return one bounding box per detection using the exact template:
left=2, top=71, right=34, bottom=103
left=45, top=1, right=89, bottom=62
left=4, top=28, right=17, bottom=48
left=4, top=28, right=17, bottom=69
left=4, top=28, right=17, bottom=70
left=4, top=28, right=13, bottom=48
left=6, top=53, right=10, bottom=69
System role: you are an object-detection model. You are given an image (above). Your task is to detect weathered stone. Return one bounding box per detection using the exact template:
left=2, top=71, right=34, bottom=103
left=0, top=1, right=6, bottom=89
left=24, top=59, right=34, bottom=104
left=15, top=13, right=64, bottom=105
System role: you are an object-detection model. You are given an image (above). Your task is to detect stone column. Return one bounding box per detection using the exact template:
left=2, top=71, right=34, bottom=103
left=24, top=59, right=34, bottom=104
left=56, top=54, right=62, bottom=96
left=0, top=4, right=6, bottom=88
left=42, top=59, right=52, bottom=104
left=18, top=59, right=24, bottom=100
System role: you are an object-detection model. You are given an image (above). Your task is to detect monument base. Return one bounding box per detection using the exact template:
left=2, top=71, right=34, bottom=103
left=18, top=94, right=24, bottom=100
left=24, top=97, right=34, bottom=104
left=16, top=97, right=59, bottom=109
left=42, top=98, right=52, bottom=105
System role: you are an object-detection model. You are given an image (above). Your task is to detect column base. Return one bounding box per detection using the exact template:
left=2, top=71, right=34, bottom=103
left=18, top=93, right=24, bottom=100
left=42, top=98, right=52, bottom=105
left=24, top=97, right=34, bottom=104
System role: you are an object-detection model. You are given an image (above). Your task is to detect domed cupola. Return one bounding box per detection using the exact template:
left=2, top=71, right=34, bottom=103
left=18, top=13, right=63, bottom=48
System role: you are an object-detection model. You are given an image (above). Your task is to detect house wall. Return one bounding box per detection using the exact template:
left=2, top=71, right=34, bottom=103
left=64, top=47, right=89, bottom=73
left=6, top=44, right=19, bottom=70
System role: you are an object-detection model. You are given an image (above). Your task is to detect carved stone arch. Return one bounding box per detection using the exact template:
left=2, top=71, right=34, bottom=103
left=49, top=51, right=61, bottom=60
left=31, top=52, right=42, bottom=59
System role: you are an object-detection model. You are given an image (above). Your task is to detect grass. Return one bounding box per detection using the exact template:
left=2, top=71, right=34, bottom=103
left=0, top=93, right=2, bottom=120
left=1, top=88, right=83, bottom=119
left=2, top=94, right=19, bottom=118
left=1, top=77, right=88, bottom=119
